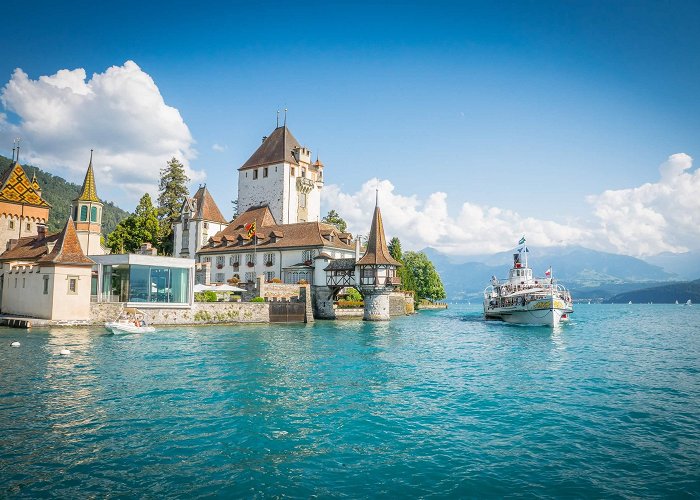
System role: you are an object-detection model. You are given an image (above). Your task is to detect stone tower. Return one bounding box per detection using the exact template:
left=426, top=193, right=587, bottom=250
left=71, top=151, right=105, bottom=255
left=0, top=147, right=50, bottom=252
left=237, top=125, right=324, bottom=224
left=356, top=197, right=402, bottom=321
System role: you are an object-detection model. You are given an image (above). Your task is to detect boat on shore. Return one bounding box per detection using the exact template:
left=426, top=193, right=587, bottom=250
left=105, top=307, right=156, bottom=334
left=483, top=244, right=573, bottom=327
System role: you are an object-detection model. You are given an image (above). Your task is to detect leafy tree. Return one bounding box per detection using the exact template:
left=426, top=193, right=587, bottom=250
left=157, top=157, right=190, bottom=255
left=388, top=236, right=413, bottom=292
left=403, top=251, right=446, bottom=302
left=107, top=193, right=160, bottom=253
left=322, top=209, right=347, bottom=232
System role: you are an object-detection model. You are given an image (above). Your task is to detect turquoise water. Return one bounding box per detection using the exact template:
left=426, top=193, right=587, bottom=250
left=1, top=305, right=699, bottom=497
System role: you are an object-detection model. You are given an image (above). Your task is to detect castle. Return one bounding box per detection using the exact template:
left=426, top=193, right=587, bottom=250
left=0, top=122, right=404, bottom=323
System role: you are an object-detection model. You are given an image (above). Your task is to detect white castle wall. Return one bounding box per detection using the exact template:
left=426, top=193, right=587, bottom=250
left=238, top=162, right=287, bottom=224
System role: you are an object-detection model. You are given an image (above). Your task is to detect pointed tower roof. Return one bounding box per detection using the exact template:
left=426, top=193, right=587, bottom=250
left=357, top=203, right=401, bottom=267
left=31, top=171, right=41, bottom=191
left=0, top=161, right=51, bottom=207
left=74, top=150, right=101, bottom=203
left=239, top=126, right=302, bottom=170
left=38, top=216, right=94, bottom=265
left=192, top=185, right=227, bottom=223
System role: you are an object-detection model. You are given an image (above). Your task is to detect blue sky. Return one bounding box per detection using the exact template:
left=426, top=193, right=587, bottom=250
left=1, top=1, right=699, bottom=256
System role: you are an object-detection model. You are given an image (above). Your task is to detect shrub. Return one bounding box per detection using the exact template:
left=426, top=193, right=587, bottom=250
left=195, top=291, right=218, bottom=302
left=271, top=278, right=282, bottom=283
left=227, top=276, right=240, bottom=285
left=337, top=300, right=364, bottom=309
left=298, top=279, right=308, bottom=285
left=344, top=288, right=363, bottom=301
left=251, top=296, right=265, bottom=302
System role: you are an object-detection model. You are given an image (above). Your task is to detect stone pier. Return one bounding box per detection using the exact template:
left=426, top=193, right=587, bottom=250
left=362, top=290, right=391, bottom=321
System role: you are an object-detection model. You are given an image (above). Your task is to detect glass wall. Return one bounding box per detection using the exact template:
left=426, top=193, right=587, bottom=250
left=100, top=264, right=189, bottom=303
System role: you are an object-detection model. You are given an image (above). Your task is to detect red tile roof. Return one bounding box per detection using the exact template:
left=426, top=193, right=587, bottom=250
left=357, top=205, right=401, bottom=267
left=38, top=218, right=94, bottom=266
left=192, top=185, right=227, bottom=223
left=239, top=126, right=302, bottom=170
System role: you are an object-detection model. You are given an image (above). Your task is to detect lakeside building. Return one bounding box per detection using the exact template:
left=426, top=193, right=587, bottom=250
left=0, top=147, right=50, bottom=253
left=0, top=153, right=194, bottom=321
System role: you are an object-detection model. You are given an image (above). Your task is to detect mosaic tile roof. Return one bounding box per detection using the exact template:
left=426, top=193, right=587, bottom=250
left=0, top=162, right=50, bottom=207
left=74, top=157, right=101, bottom=203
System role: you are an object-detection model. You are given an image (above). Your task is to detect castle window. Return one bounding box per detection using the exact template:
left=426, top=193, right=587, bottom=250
left=43, top=276, right=49, bottom=294
left=263, top=167, right=268, bottom=178
left=299, top=193, right=306, bottom=208
left=9, top=220, right=14, bottom=230
left=203, top=257, right=211, bottom=263
left=302, top=169, right=306, bottom=178
left=244, top=272, right=255, bottom=283
left=302, top=250, right=313, bottom=262
left=182, top=233, right=189, bottom=249
left=265, top=271, right=275, bottom=282
left=264, top=253, right=275, bottom=266
left=290, top=167, right=295, bottom=176
left=253, top=169, right=258, bottom=180
left=91, top=206, right=98, bottom=222
left=26, top=222, right=31, bottom=231
left=68, top=277, right=78, bottom=294
left=230, top=255, right=240, bottom=266
left=246, top=253, right=256, bottom=265
left=22, top=278, right=25, bottom=288
left=80, top=205, right=88, bottom=221
left=215, top=273, right=225, bottom=283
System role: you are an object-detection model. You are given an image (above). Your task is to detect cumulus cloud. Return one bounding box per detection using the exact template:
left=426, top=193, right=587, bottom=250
left=323, top=154, right=700, bottom=257
left=323, top=179, right=591, bottom=257
left=212, top=143, right=227, bottom=152
left=587, top=153, right=700, bottom=256
left=0, top=61, right=204, bottom=203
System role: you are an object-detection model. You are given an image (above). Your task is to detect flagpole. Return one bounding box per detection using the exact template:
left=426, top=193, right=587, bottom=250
left=254, top=219, right=257, bottom=282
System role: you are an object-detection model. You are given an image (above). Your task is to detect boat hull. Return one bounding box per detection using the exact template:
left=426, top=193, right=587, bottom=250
left=484, top=297, right=573, bottom=327
left=104, top=322, right=156, bottom=334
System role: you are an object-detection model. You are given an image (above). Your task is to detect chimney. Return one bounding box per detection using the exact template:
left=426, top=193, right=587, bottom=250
left=7, top=238, right=19, bottom=251
left=355, top=237, right=361, bottom=261
left=262, top=136, right=267, bottom=144
left=37, top=223, right=47, bottom=240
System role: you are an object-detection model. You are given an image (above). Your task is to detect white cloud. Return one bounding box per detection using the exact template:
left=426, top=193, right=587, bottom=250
left=323, top=154, right=700, bottom=257
left=0, top=61, right=204, bottom=204
left=587, top=153, right=700, bottom=256
left=212, top=143, right=227, bottom=152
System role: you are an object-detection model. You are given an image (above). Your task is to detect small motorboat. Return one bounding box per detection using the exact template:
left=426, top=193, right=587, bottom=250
left=105, top=307, right=156, bottom=334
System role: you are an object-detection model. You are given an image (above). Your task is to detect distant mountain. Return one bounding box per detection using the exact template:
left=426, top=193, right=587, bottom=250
left=643, top=251, right=700, bottom=281
left=421, top=245, right=678, bottom=301
left=607, top=279, right=700, bottom=304
left=0, top=155, right=129, bottom=235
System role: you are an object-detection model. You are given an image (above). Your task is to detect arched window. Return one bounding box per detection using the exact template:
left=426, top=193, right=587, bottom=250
left=91, top=206, right=98, bottom=222
left=80, top=205, right=88, bottom=221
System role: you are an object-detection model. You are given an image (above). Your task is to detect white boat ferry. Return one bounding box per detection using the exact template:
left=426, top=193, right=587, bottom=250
left=483, top=247, right=573, bottom=326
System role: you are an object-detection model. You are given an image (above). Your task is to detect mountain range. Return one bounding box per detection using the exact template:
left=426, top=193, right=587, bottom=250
left=422, top=245, right=699, bottom=302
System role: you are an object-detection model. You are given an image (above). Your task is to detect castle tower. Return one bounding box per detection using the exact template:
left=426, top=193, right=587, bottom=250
left=237, top=124, right=324, bottom=225
left=356, top=196, right=401, bottom=321
left=71, top=150, right=105, bottom=255
left=0, top=146, right=51, bottom=252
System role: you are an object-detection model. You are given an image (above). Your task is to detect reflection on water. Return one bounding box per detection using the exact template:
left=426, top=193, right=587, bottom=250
left=1, top=305, right=699, bottom=497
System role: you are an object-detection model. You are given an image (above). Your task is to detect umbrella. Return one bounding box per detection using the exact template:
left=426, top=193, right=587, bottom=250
left=215, top=284, right=246, bottom=292
left=194, top=284, right=214, bottom=292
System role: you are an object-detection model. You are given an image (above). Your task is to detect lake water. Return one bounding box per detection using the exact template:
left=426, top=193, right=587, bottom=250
left=1, top=305, right=699, bottom=497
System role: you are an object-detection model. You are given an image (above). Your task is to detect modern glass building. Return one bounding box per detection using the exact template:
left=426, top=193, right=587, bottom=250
left=91, top=254, right=195, bottom=306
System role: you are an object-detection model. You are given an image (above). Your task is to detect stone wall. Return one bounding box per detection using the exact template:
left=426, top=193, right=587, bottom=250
left=334, top=308, right=363, bottom=318
left=90, top=302, right=270, bottom=325
left=389, top=292, right=414, bottom=316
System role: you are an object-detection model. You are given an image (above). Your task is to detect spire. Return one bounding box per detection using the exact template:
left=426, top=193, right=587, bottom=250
left=74, top=149, right=101, bottom=203
left=356, top=199, right=401, bottom=267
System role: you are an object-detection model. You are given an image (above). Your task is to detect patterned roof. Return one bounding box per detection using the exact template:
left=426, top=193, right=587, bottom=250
left=239, top=126, right=302, bottom=170
left=74, top=154, right=101, bottom=203
left=0, top=162, right=50, bottom=208
left=356, top=205, right=401, bottom=267
left=38, top=217, right=94, bottom=265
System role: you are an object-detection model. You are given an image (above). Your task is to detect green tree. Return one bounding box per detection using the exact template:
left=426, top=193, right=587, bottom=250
left=157, top=157, right=190, bottom=254
left=107, top=193, right=161, bottom=253
left=388, top=236, right=413, bottom=292
left=403, top=251, right=446, bottom=302
left=322, top=209, right=347, bottom=232
left=231, top=199, right=239, bottom=219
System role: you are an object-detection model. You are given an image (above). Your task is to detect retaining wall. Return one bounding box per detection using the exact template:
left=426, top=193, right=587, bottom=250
left=90, top=302, right=270, bottom=325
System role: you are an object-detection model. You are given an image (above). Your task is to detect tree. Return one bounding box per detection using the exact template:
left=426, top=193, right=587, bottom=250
left=157, top=157, right=190, bottom=254
left=388, top=236, right=413, bottom=292
left=107, top=193, right=161, bottom=253
left=322, top=209, right=347, bottom=232
left=388, top=237, right=402, bottom=261
left=231, top=199, right=239, bottom=220
left=402, top=251, right=446, bottom=302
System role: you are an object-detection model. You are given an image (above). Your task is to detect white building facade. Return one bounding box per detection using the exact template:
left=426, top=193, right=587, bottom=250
left=173, top=186, right=228, bottom=257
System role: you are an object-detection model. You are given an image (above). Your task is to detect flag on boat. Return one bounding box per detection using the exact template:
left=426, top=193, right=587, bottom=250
left=245, top=221, right=256, bottom=239
left=518, top=236, right=526, bottom=245
left=545, top=267, right=551, bottom=277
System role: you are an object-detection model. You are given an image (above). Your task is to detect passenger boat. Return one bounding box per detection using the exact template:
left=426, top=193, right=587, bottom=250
left=104, top=307, right=156, bottom=334
left=483, top=245, right=573, bottom=327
